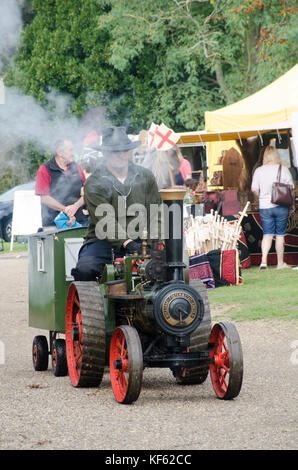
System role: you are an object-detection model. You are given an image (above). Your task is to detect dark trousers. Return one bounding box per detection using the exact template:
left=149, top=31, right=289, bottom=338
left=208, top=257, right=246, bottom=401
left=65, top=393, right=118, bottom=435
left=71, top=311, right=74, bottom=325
left=71, top=239, right=125, bottom=281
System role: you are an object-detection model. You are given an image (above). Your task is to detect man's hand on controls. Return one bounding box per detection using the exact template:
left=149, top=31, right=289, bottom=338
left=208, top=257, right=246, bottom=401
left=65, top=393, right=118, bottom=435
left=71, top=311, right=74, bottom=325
left=123, top=239, right=143, bottom=255
left=123, top=239, right=151, bottom=256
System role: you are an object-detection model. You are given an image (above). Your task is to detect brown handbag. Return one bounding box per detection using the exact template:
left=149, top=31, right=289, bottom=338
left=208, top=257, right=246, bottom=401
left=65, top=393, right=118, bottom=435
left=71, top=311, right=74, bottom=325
left=271, top=165, right=294, bottom=207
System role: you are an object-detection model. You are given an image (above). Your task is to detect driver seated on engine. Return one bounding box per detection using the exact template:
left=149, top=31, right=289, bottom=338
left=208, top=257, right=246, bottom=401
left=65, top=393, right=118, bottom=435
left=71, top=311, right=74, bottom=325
left=71, top=126, right=162, bottom=281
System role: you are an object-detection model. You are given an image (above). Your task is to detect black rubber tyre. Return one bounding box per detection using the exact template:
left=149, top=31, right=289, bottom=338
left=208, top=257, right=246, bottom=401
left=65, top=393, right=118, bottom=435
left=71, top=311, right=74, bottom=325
left=52, top=339, right=68, bottom=377
left=3, top=217, right=12, bottom=242
left=32, top=335, right=49, bottom=371
left=174, top=278, right=212, bottom=385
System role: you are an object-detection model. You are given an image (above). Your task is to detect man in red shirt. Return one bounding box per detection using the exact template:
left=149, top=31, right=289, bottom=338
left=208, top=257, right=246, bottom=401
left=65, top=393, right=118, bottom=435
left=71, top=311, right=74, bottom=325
left=35, top=139, right=87, bottom=227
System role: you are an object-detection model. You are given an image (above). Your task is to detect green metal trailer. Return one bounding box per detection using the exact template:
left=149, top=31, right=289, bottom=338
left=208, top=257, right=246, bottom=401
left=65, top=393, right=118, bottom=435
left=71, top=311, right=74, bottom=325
left=28, top=226, right=87, bottom=375
left=29, top=226, right=86, bottom=331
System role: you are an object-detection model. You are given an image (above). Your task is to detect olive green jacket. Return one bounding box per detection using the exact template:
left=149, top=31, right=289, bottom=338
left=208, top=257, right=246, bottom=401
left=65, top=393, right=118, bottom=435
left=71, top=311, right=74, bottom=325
left=84, top=161, right=162, bottom=250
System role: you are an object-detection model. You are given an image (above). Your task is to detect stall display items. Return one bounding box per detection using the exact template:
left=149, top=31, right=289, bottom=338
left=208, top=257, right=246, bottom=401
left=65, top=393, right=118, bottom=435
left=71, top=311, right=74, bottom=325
left=184, top=203, right=250, bottom=256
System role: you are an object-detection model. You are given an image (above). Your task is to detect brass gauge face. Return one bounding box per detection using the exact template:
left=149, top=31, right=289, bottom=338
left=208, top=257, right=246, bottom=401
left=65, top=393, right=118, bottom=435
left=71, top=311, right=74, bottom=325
left=161, top=291, right=198, bottom=327
left=153, top=283, right=204, bottom=336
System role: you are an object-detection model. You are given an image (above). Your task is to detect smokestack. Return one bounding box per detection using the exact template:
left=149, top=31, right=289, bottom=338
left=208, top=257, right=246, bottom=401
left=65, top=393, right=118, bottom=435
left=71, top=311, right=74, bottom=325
left=160, top=188, right=186, bottom=281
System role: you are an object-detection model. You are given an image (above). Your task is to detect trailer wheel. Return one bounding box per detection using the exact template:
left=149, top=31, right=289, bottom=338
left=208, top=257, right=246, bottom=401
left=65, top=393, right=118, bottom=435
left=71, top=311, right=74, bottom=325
left=52, top=339, right=68, bottom=377
left=209, top=322, right=243, bottom=400
left=32, top=335, right=48, bottom=371
left=66, top=282, right=106, bottom=387
left=174, top=279, right=211, bottom=384
left=110, top=326, right=143, bottom=404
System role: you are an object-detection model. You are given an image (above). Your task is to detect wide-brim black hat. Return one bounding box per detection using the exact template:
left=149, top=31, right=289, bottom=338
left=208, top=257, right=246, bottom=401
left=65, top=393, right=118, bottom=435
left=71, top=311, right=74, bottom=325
left=93, top=126, right=141, bottom=152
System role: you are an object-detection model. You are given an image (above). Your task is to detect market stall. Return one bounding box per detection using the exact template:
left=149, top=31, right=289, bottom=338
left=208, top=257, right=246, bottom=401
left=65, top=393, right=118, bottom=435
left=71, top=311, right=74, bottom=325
left=176, top=64, right=298, bottom=266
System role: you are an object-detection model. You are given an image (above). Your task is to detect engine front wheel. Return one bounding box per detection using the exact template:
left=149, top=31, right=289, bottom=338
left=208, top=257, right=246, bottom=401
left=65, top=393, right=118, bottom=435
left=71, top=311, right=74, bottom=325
left=110, top=326, right=143, bottom=404
left=209, top=322, right=243, bottom=400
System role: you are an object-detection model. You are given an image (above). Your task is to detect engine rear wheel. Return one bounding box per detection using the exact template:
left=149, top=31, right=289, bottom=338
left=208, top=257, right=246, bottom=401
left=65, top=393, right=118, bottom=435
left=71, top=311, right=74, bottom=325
left=209, top=322, right=243, bottom=400
left=174, top=279, right=211, bottom=384
left=110, top=326, right=143, bottom=404
left=65, top=282, right=106, bottom=387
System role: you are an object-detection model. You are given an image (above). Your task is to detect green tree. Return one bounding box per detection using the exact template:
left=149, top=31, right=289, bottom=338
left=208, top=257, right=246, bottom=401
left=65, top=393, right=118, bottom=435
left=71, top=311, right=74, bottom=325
left=220, top=0, right=298, bottom=99
left=99, top=0, right=297, bottom=111
left=7, top=0, right=223, bottom=132
left=6, top=0, right=298, bottom=134
left=97, top=0, right=225, bottom=130
left=6, top=0, right=123, bottom=116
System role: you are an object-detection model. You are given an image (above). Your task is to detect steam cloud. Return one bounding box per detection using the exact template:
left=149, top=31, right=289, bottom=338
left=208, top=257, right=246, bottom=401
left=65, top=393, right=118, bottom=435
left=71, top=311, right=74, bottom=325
left=0, top=0, right=96, bottom=157
left=0, top=0, right=23, bottom=75
left=0, top=0, right=179, bottom=183
left=0, top=86, right=82, bottom=153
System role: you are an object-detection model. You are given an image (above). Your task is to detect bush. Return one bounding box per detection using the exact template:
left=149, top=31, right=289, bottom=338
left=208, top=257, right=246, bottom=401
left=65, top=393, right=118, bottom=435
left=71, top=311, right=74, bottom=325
left=0, top=140, right=50, bottom=193
left=0, top=163, right=29, bottom=194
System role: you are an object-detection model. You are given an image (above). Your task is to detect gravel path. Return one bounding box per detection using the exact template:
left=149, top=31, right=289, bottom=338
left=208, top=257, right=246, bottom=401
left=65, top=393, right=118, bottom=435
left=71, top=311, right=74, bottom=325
left=0, top=253, right=297, bottom=450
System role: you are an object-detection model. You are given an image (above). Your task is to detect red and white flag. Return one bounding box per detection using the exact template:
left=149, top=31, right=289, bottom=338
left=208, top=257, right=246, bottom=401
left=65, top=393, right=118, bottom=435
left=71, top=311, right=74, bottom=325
left=148, top=122, right=179, bottom=151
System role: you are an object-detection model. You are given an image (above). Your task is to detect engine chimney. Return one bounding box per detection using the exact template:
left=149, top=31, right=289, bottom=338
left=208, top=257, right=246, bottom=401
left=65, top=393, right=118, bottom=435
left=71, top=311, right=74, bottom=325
left=160, top=188, right=186, bottom=282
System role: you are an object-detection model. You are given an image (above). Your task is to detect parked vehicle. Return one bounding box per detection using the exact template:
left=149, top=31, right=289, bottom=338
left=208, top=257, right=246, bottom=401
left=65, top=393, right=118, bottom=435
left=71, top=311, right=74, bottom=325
left=0, top=181, right=35, bottom=241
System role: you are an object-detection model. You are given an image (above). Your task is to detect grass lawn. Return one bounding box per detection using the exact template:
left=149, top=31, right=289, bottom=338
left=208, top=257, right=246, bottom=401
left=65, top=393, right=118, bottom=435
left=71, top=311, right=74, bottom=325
left=1, top=240, right=297, bottom=322
left=0, top=241, right=28, bottom=254
left=208, top=265, right=298, bottom=322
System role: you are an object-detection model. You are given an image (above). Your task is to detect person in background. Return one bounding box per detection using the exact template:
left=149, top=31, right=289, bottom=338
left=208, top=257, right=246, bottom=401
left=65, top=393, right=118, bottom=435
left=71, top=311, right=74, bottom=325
left=79, top=155, right=101, bottom=221
left=174, top=169, right=184, bottom=186
left=35, top=139, right=87, bottom=227
left=80, top=155, right=101, bottom=180
left=176, top=146, right=192, bottom=182
left=251, top=145, right=295, bottom=270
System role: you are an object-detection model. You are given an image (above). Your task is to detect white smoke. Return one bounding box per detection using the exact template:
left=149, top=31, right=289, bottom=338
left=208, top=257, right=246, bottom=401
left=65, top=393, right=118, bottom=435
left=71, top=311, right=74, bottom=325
left=0, top=1, right=105, bottom=159
left=0, top=0, right=24, bottom=75
left=0, top=86, right=82, bottom=154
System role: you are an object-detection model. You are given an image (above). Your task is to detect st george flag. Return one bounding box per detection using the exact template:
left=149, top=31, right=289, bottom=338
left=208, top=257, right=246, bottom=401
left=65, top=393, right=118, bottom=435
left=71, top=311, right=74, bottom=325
left=147, top=122, right=179, bottom=151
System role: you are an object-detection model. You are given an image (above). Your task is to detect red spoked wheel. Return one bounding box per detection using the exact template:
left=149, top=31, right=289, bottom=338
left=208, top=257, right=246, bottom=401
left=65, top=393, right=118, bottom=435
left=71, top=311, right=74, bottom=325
left=110, top=326, right=143, bottom=404
left=209, top=322, right=243, bottom=400
left=65, top=282, right=106, bottom=387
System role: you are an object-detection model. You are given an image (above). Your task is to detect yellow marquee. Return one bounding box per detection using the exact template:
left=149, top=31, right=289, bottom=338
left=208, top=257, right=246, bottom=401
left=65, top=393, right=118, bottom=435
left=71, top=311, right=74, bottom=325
left=177, top=64, right=298, bottom=182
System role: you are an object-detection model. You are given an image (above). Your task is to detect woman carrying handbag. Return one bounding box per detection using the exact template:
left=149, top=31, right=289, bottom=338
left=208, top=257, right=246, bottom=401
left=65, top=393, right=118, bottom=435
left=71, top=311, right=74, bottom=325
left=251, top=146, right=295, bottom=269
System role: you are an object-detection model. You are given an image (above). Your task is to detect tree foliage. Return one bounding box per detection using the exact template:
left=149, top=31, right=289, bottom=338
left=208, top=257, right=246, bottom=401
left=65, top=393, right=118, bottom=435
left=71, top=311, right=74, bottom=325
left=6, top=0, right=298, bottom=134
left=98, top=0, right=297, bottom=117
